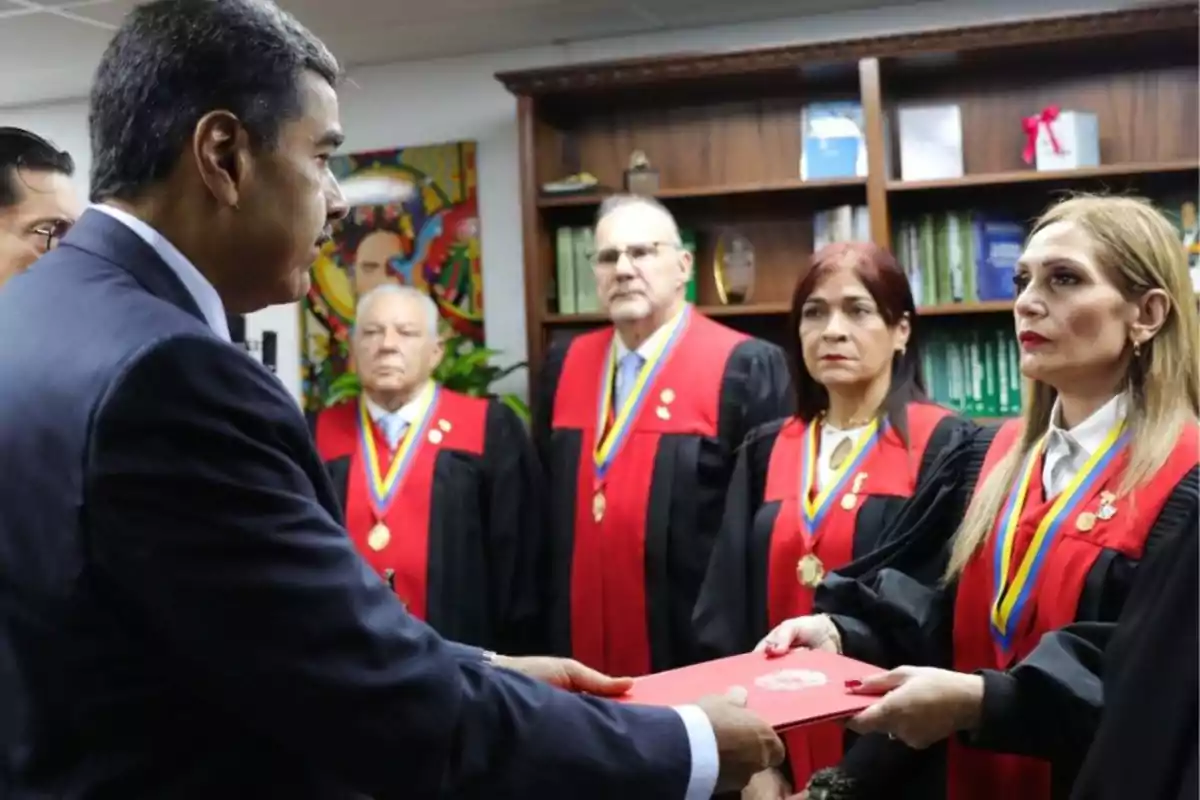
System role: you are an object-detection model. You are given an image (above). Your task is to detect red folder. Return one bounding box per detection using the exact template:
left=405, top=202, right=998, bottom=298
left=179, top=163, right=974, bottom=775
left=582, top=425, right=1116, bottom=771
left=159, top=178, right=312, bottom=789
left=616, top=649, right=881, bottom=731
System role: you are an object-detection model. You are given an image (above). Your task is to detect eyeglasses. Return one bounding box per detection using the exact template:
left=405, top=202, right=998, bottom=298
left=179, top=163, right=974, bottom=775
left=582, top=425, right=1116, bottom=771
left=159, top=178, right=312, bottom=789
left=590, top=241, right=678, bottom=269
left=30, top=219, right=71, bottom=252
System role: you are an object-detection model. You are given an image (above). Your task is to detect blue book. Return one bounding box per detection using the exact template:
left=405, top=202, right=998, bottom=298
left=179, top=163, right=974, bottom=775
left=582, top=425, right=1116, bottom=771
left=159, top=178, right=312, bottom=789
left=971, top=216, right=1025, bottom=301
left=800, top=102, right=865, bottom=180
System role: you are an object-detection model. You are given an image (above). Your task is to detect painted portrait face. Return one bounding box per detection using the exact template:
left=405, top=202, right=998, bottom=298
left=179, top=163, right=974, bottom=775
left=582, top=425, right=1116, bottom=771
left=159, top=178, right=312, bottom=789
left=353, top=229, right=402, bottom=298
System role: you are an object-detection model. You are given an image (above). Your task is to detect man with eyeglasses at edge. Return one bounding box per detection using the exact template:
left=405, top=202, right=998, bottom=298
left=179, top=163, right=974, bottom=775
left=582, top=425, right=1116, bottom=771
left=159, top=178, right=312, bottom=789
left=0, top=127, right=81, bottom=287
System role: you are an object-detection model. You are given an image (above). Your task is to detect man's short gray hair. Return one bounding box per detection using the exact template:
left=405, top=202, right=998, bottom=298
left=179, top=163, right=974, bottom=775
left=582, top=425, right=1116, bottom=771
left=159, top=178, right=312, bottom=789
left=353, top=284, right=440, bottom=338
left=595, top=193, right=682, bottom=245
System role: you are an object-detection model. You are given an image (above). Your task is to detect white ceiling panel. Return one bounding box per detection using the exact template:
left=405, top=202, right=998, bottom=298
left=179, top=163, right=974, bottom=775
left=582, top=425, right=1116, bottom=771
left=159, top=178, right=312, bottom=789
left=312, top=2, right=648, bottom=59
left=0, top=11, right=109, bottom=67
left=49, top=0, right=130, bottom=27
left=0, top=0, right=973, bottom=110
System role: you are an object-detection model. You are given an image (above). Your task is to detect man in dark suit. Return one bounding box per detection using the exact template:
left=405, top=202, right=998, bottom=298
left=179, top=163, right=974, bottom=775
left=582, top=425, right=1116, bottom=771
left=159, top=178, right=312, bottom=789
left=0, top=1, right=782, bottom=798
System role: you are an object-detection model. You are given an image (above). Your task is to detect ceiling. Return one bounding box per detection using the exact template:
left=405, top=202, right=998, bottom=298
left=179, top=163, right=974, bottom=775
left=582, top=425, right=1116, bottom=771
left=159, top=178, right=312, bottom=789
left=0, top=0, right=907, bottom=109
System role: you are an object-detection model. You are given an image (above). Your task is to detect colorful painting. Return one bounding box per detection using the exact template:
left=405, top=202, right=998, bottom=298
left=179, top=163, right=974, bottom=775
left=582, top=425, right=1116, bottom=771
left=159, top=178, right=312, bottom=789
left=299, top=140, right=483, bottom=412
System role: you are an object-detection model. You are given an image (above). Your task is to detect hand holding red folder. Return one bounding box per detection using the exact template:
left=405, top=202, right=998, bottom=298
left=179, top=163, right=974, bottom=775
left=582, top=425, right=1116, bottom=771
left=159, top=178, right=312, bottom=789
left=693, top=688, right=787, bottom=793
left=617, top=648, right=881, bottom=732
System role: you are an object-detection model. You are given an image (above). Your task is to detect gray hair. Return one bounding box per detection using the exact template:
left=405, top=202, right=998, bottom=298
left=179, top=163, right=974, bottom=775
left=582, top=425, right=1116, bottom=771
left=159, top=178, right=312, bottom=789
left=595, top=193, right=682, bottom=245
left=353, top=284, right=440, bottom=338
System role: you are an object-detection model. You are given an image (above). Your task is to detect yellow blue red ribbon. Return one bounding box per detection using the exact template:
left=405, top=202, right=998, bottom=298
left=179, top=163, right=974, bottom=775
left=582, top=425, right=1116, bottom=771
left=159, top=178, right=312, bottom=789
left=799, top=418, right=882, bottom=535
left=593, top=307, right=690, bottom=481
left=358, top=381, right=439, bottom=517
left=990, top=423, right=1128, bottom=649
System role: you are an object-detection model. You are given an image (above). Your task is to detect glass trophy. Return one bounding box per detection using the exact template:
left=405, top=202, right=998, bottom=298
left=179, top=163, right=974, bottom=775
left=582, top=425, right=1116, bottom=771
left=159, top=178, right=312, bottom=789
left=713, top=231, right=756, bottom=305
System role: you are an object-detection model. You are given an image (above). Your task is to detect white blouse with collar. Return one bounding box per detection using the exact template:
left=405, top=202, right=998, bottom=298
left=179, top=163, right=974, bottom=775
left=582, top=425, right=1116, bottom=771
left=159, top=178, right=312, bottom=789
left=1042, top=393, right=1128, bottom=498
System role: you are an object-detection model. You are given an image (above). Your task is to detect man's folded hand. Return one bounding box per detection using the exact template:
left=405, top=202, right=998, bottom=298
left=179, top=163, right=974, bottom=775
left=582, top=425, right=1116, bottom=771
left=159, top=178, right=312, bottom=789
left=697, top=688, right=786, bottom=794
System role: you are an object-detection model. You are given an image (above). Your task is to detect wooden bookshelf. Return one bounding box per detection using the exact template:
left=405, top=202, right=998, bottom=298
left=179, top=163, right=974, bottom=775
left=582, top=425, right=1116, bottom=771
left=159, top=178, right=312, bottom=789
left=497, top=4, right=1200, bottom=407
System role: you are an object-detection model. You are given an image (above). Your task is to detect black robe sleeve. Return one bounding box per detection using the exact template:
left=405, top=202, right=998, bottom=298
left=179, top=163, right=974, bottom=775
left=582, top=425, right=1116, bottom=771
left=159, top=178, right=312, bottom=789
left=815, top=424, right=999, bottom=667
left=691, top=421, right=782, bottom=660
left=809, top=424, right=998, bottom=799
left=531, top=336, right=570, bottom=481
left=966, top=466, right=1199, bottom=774
left=717, top=339, right=794, bottom=450
left=481, top=400, right=546, bottom=656
left=1069, top=471, right=1198, bottom=800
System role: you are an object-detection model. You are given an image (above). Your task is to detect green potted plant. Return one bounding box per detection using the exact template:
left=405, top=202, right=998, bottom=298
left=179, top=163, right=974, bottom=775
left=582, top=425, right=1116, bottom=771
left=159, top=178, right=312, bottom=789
left=323, top=332, right=530, bottom=422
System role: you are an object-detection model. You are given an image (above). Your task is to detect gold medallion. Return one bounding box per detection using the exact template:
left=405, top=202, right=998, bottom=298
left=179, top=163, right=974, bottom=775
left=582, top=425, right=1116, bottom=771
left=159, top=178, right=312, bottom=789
left=655, top=406, right=671, bottom=420
left=368, top=522, right=391, bottom=551
left=796, top=553, right=825, bottom=588
left=438, top=419, right=452, bottom=432
left=428, top=429, right=443, bottom=444
left=829, top=437, right=853, bottom=471
left=660, top=388, right=675, bottom=404
left=592, top=490, right=606, bottom=523
left=1076, top=512, right=1096, bottom=533
left=852, top=472, right=869, bottom=494
left=841, top=493, right=858, bottom=511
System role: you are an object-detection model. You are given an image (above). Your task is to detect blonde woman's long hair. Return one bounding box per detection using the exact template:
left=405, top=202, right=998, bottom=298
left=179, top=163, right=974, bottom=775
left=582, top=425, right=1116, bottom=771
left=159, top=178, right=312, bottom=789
left=945, top=194, right=1200, bottom=581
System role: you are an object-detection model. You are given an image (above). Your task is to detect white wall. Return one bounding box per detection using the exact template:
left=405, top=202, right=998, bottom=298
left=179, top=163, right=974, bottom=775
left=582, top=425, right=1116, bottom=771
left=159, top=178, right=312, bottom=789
left=1, top=0, right=1143, bottom=403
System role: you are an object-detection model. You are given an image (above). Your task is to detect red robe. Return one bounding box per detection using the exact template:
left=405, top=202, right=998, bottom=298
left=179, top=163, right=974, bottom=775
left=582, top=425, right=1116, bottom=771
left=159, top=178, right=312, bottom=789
left=533, top=309, right=793, bottom=676
left=693, top=402, right=967, bottom=790
left=312, top=387, right=544, bottom=653
left=947, top=418, right=1200, bottom=800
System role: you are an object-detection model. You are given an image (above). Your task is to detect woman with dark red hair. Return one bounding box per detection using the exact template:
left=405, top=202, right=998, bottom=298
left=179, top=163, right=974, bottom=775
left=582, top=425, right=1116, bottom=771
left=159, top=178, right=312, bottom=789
left=693, top=241, right=974, bottom=798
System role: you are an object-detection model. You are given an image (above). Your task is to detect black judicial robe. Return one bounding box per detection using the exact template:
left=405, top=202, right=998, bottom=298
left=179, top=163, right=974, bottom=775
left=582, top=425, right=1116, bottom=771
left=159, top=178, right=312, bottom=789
left=1068, top=495, right=1199, bottom=800
left=312, top=388, right=544, bottom=655
left=813, top=419, right=1200, bottom=800
left=966, top=492, right=1199, bottom=800
left=692, top=401, right=971, bottom=789
left=532, top=309, right=792, bottom=677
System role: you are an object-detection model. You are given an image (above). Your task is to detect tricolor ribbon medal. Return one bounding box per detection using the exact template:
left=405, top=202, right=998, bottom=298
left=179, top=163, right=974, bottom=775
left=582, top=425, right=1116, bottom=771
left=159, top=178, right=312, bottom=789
left=797, top=417, right=882, bottom=538
left=590, top=308, right=690, bottom=521
left=990, top=423, right=1128, bottom=650
left=358, top=382, right=439, bottom=520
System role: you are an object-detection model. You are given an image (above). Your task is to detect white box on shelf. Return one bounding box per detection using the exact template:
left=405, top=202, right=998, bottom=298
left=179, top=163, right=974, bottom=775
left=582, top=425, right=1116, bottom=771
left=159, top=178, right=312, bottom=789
left=1035, top=110, right=1100, bottom=171
left=897, top=105, right=964, bottom=182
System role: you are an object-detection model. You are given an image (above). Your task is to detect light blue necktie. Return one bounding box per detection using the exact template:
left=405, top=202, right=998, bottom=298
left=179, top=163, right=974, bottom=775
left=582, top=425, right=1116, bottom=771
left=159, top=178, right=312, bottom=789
left=380, top=415, right=408, bottom=450
left=614, top=352, right=644, bottom=411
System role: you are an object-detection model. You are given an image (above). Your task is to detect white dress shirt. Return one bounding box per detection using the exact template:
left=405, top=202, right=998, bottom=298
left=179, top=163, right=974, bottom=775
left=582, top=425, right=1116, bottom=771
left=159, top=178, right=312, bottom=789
left=97, top=208, right=718, bottom=799
left=612, top=305, right=686, bottom=364
left=1042, top=394, right=1127, bottom=498
left=613, top=306, right=720, bottom=800
left=90, top=204, right=230, bottom=342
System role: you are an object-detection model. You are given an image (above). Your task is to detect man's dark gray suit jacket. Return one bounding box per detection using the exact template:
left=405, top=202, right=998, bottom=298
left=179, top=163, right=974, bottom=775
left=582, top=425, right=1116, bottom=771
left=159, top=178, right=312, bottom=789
left=0, top=209, right=695, bottom=798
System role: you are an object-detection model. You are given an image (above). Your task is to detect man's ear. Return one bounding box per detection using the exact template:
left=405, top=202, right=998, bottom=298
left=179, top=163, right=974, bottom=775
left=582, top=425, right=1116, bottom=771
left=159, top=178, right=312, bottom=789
left=429, top=336, right=445, bottom=374
left=677, top=247, right=693, bottom=290
left=193, top=110, right=252, bottom=209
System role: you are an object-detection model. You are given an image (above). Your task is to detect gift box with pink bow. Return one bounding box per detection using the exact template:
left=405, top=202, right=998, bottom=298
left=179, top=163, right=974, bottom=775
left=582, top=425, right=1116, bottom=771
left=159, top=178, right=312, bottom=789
left=1022, top=105, right=1100, bottom=171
